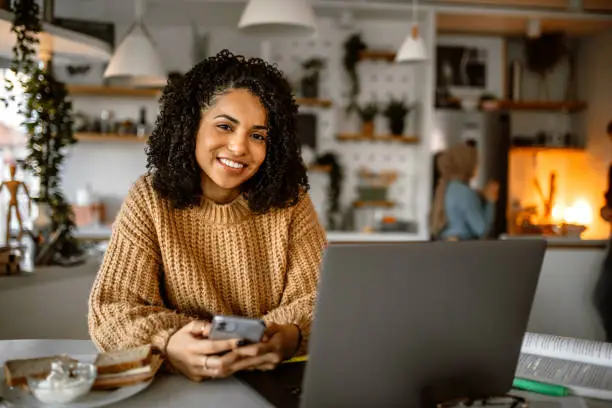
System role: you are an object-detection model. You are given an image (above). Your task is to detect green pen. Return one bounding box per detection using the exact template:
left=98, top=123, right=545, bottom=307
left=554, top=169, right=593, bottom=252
left=512, top=378, right=569, bottom=397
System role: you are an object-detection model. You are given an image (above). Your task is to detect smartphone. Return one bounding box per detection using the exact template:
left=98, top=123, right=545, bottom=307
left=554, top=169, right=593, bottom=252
left=208, top=315, right=266, bottom=344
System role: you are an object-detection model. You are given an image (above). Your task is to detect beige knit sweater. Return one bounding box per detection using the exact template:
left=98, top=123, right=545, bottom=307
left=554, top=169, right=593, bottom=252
left=88, top=175, right=326, bottom=357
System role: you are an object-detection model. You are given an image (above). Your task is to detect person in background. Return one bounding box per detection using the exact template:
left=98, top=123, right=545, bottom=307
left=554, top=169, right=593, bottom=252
left=594, top=120, right=612, bottom=341
left=430, top=143, right=499, bottom=240
left=88, top=50, right=327, bottom=381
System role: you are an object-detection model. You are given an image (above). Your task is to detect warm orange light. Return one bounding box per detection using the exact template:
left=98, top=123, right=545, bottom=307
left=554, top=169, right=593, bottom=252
left=551, top=199, right=593, bottom=226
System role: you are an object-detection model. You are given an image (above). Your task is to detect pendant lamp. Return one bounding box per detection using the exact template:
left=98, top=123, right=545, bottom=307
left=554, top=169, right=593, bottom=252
left=395, top=0, right=427, bottom=63
left=238, top=0, right=317, bottom=38
left=104, top=0, right=166, bottom=85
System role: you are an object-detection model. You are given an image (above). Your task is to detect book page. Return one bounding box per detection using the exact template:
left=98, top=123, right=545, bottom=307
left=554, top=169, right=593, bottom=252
left=521, top=332, right=612, bottom=367
left=515, top=353, right=612, bottom=400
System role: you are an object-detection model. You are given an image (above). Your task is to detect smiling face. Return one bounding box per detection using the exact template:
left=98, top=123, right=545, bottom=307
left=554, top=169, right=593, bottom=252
left=195, top=88, right=268, bottom=203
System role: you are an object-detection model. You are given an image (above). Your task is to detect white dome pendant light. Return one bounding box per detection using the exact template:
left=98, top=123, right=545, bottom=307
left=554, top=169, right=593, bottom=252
left=103, top=0, right=166, bottom=86
left=238, top=0, right=317, bottom=38
left=396, top=0, right=427, bottom=63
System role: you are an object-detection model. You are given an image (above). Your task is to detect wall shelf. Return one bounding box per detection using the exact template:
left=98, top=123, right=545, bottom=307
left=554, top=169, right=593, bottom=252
left=488, top=100, right=587, bottom=113
left=307, top=164, right=332, bottom=173
left=67, top=85, right=332, bottom=108
left=353, top=201, right=395, bottom=209
left=74, top=133, right=148, bottom=142
left=337, top=134, right=419, bottom=144
left=67, top=85, right=160, bottom=97
left=510, top=145, right=584, bottom=153
left=358, top=50, right=396, bottom=62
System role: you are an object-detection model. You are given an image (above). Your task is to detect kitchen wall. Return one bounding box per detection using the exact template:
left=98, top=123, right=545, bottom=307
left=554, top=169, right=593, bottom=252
left=54, top=8, right=435, bottom=238
left=507, top=30, right=612, bottom=239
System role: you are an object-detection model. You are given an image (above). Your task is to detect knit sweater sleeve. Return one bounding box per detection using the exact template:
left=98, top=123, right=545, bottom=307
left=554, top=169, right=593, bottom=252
left=88, top=176, right=193, bottom=354
left=262, top=194, right=327, bottom=356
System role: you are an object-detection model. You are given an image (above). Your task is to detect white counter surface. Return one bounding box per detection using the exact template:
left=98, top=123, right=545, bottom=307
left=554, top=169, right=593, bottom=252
left=75, top=226, right=424, bottom=243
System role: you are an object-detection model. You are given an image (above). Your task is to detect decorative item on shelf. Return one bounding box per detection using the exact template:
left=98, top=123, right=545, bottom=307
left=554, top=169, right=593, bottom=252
left=343, top=33, right=367, bottom=114
left=136, top=106, right=148, bottom=138
left=508, top=60, right=523, bottom=101
left=0, top=246, right=22, bottom=275
left=479, top=93, right=499, bottom=111
left=357, top=102, right=378, bottom=137
left=0, top=161, right=31, bottom=243
left=3, top=0, right=84, bottom=266
left=314, top=153, right=343, bottom=230
left=300, top=57, right=325, bottom=98
left=32, top=201, right=53, bottom=247
left=356, top=168, right=398, bottom=203
left=383, top=98, right=412, bottom=136
left=524, top=32, right=568, bottom=101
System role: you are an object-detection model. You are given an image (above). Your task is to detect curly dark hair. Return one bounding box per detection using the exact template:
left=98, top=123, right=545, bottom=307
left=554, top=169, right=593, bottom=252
left=146, top=49, right=309, bottom=213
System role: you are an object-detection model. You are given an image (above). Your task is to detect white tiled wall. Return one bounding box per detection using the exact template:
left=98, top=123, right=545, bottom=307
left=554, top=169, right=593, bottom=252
left=55, top=12, right=435, bottom=237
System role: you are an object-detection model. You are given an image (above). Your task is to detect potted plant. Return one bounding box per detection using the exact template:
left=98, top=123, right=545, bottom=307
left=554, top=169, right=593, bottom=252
left=3, top=0, right=83, bottom=265
left=357, top=102, right=378, bottom=137
left=300, top=57, right=325, bottom=98
left=383, top=98, right=412, bottom=136
left=524, top=33, right=568, bottom=100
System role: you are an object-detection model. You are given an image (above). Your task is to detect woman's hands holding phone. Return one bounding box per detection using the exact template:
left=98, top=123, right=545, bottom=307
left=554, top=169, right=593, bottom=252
left=166, top=320, right=243, bottom=382
left=230, top=323, right=300, bottom=372
left=166, top=320, right=300, bottom=381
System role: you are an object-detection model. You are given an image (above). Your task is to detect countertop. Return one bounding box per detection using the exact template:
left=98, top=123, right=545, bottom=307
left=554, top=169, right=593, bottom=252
left=75, top=225, right=425, bottom=243
left=500, top=234, right=609, bottom=249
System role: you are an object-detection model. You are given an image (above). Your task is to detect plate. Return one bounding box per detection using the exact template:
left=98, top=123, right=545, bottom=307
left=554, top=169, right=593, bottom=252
left=0, top=354, right=153, bottom=408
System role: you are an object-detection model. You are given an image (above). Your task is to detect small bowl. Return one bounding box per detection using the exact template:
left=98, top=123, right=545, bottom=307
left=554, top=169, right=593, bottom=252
left=27, top=361, right=97, bottom=404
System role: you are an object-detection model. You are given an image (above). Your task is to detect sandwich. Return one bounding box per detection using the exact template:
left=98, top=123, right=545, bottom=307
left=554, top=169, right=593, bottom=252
left=3, top=344, right=163, bottom=390
left=92, top=345, right=163, bottom=390
left=4, top=355, right=77, bottom=387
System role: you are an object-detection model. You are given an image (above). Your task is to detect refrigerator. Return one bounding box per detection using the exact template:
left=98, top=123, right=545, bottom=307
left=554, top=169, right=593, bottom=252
left=432, top=109, right=511, bottom=238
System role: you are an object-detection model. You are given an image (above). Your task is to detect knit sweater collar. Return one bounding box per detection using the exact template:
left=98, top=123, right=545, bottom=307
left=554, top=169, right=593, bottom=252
left=198, top=194, right=251, bottom=224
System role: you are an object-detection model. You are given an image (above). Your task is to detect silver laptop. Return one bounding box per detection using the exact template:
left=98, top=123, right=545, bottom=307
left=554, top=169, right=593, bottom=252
left=301, top=240, right=546, bottom=407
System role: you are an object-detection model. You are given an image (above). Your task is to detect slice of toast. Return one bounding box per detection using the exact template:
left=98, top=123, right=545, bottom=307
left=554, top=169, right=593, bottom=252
left=4, top=355, right=78, bottom=387
left=94, top=345, right=153, bottom=375
left=92, top=353, right=162, bottom=390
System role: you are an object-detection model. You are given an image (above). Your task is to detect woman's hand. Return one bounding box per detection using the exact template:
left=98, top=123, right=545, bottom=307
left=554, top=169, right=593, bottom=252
left=166, top=320, right=242, bottom=382
left=231, top=323, right=300, bottom=372
left=601, top=206, right=612, bottom=223
left=482, top=181, right=500, bottom=203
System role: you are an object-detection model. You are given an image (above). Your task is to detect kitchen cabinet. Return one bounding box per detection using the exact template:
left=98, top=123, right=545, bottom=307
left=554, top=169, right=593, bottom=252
left=582, top=0, right=612, bottom=12
left=430, top=0, right=568, bottom=8
left=437, top=12, right=612, bottom=36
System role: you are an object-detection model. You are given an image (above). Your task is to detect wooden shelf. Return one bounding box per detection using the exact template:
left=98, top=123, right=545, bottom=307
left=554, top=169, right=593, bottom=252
left=488, top=100, right=587, bottom=113
left=74, top=133, right=148, bottom=142
left=67, top=85, right=333, bottom=109
left=67, top=85, right=160, bottom=97
left=358, top=50, right=396, bottom=62
left=337, top=134, right=419, bottom=144
left=307, top=164, right=332, bottom=173
left=353, top=201, right=395, bottom=209
left=511, top=145, right=584, bottom=153
left=295, top=98, right=332, bottom=108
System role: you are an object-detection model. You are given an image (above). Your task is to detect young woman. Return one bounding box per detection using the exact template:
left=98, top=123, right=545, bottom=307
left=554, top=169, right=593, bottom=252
left=88, top=50, right=327, bottom=382
left=430, top=143, right=499, bottom=240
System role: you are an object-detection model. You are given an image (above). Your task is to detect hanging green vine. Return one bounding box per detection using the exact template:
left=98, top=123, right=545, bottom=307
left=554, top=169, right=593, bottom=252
left=5, top=0, right=82, bottom=263
left=315, top=153, right=343, bottom=230
left=2, top=0, right=40, bottom=106
left=342, top=33, right=366, bottom=114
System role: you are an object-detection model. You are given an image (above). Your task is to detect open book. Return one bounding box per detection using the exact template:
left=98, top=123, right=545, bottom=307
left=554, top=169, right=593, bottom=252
left=516, top=332, right=612, bottom=400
